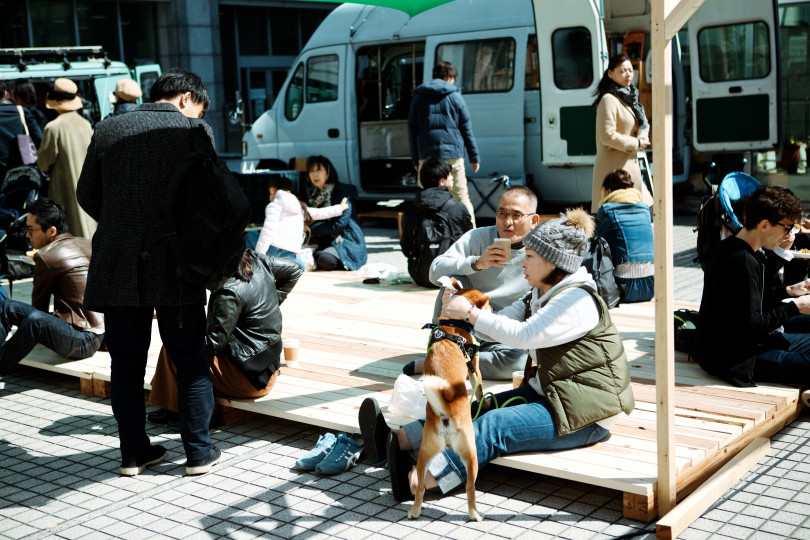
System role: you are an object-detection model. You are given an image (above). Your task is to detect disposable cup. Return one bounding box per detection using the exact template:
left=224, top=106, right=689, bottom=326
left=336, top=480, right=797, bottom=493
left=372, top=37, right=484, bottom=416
left=512, top=370, right=524, bottom=389
left=495, top=238, right=511, bottom=262
left=284, top=338, right=300, bottom=368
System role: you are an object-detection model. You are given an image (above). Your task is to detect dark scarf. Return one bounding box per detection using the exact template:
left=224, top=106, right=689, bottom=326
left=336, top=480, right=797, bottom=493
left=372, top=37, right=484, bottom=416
left=305, top=182, right=335, bottom=208
left=606, top=80, right=649, bottom=131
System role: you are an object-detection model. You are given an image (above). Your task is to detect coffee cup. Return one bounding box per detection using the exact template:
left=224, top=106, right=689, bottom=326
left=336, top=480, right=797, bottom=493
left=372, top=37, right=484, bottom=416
left=494, top=238, right=511, bottom=262
left=284, top=338, right=300, bottom=368
left=512, top=370, right=524, bottom=389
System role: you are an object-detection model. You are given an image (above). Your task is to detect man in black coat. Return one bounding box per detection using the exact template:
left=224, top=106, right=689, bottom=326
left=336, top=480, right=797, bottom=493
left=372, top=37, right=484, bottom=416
left=77, top=69, right=219, bottom=477
left=696, top=186, right=810, bottom=396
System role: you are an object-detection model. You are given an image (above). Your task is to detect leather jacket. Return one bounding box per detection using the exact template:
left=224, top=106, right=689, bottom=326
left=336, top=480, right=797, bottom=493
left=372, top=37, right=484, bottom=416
left=205, top=251, right=303, bottom=390
left=33, top=233, right=104, bottom=333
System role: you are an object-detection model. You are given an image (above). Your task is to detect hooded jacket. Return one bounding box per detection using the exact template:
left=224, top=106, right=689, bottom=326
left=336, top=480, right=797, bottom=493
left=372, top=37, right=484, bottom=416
left=407, top=79, right=480, bottom=166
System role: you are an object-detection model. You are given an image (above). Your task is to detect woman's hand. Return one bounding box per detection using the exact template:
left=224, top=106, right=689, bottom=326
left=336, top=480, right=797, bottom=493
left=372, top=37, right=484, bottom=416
left=638, top=136, right=650, bottom=150
left=787, top=278, right=810, bottom=297
left=339, top=197, right=349, bottom=211
left=440, top=289, right=473, bottom=321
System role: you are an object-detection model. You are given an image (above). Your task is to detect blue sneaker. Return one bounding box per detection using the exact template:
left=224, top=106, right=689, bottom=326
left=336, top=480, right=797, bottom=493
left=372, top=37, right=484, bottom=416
left=315, top=433, right=365, bottom=475
left=295, top=433, right=337, bottom=471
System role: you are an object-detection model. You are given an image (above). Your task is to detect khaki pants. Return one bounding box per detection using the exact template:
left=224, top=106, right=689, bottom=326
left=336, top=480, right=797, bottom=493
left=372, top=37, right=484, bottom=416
left=418, top=157, right=476, bottom=228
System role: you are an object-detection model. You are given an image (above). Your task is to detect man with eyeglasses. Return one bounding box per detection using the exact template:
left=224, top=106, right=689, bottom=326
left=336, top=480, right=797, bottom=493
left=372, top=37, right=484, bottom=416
left=696, top=186, right=810, bottom=397
left=401, top=186, right=541, bottom=379
left=0, top=198, right=104, bottom=376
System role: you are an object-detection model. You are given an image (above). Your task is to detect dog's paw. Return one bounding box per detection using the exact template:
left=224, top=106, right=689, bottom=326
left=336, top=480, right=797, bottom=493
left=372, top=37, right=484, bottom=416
left=407, top=508, right=421, bottom=520
left=469, top=509, right=483, bottom=522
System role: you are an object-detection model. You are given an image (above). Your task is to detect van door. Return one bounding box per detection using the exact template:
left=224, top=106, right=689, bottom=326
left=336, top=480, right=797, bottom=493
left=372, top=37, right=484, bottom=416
left=93, top=76, right=122, bottom=121
left=276, top=46, right=348, bottom=179
left=133, top=64, right=161, bottom=102
left=688, top=0, right=780, bottom=152
left=424, top=29, right=527, bottom=181
left=533, top=0, right=605, bottom=166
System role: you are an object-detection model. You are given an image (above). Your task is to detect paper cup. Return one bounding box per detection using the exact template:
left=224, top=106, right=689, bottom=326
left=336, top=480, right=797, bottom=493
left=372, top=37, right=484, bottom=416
left=284, top=338, right=300, bottom=368
left=495, top=238, right=511, bottom=262
left=512, top=370, right=524, bottom=389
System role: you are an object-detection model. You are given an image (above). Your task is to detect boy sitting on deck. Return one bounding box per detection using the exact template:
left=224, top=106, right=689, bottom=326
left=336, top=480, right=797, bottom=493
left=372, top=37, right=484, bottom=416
left=696, top=186, right=810, bottom=401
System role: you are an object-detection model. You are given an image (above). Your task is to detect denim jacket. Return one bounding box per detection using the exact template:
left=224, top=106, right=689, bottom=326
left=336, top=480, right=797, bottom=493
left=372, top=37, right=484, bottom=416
left=595, top=201, right=654, bottom=265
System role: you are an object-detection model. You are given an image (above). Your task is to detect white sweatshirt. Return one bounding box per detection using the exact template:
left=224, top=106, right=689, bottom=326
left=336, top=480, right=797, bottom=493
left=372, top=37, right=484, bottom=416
left=255, top=190, right=344, bottom=254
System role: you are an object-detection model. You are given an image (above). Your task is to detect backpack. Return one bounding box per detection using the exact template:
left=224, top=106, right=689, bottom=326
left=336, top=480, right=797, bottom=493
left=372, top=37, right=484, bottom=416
left=694, top=185, right=722, bottom=270
left=582, top=236, right=621, bottom=309
left=407, top=198, right=459, bottom=288
left=674, top=308, right=699, bottom=358
left=163, top=120, right=251, bottom=291
left=0, top=213, right=34, bottom=298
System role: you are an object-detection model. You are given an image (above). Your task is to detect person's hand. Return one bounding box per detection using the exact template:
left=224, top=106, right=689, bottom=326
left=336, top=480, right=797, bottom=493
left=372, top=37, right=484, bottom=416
left=638, top=136, right=650, bottom=150
left=440, top=290, right=473, bottom=320
left=471, top=162, right=480, bottom=173
left=794, top=294, right=810, bottom=314
left=780, top=232, right=796, bottom=251
left=339, top=197, right=349, bottom=211
left=787, top=278, right=810, bottom=297
left=474, top=243, right=508, bottom=270
left=25, top=249, right=37, bottom=258
left=800, top=217, right=810, bottom=235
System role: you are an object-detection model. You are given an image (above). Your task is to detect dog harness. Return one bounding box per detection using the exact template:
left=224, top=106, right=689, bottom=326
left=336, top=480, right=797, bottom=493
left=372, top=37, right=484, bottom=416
left=421, top=322, right=480, bottom=367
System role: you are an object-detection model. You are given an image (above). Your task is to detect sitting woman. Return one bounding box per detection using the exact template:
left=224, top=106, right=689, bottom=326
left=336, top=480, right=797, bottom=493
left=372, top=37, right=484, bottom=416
left=358, top=209, right=634, bottom=500
left=249, top=176, right=348, bottom=269
left=595, top=168, right=654, bottom=303
left=148, top=250, right=303, bottom=424
left=296, top=155, right=368, bottom=271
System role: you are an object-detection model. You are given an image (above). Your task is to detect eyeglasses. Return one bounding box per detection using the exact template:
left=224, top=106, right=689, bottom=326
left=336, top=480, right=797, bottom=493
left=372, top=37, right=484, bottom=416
left=771, top=221, right=800, bottom=234
left=25, top=226, right=41, bottom=234
left=495, top=211, right=533, bottom=223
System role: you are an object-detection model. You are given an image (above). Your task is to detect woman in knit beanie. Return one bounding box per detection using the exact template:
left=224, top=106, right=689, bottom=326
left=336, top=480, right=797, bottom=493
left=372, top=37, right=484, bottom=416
left=373, top=208, right=634, bottom=501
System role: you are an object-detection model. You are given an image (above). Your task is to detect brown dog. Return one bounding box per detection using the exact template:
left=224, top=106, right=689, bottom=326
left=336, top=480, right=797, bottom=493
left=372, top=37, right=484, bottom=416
left=408, top=283, right=490, bottom=521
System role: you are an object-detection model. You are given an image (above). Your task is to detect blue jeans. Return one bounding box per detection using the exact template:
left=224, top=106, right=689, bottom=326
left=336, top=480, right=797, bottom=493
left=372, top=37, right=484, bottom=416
left=0, top=299, right=102, bottom=375
left=402, top=385, right=609, bottom=493
left=477, top=341, right=528, bottom=380
left=266, top=245, right=305, bottom=270
left=754, top=315, right=810, bottom=384
left=105, top=305, right=213, bottom=462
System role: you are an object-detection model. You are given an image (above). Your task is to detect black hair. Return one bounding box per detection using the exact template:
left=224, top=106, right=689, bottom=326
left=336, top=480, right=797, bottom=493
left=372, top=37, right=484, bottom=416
left=10, top=80, right=36, bottom=107
left=270, top=176, right=294, bottom=192
left=234, top=250, right=253, bottom=282
left=149, top=68, right=210, bottom=114
left=28, top=198, right=67, bottom=234
left=305, top=155, right=338, bottom=185
left=419, top=157, right=452, bottom=189
left=501, top=185, right=538, bottom=214
left=433, top=61, right=458, bottom=80
left=743, top=186, right=804, bottom=230
left=602, top=169, right=635, bottom=193
left=593, top=53, right=632, bottom=106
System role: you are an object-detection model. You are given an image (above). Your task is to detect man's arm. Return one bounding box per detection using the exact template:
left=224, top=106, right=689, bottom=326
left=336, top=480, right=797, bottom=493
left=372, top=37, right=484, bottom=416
left=31, top=254, right=54, bottom=313
left=407, top=99, right=420, bottom=167
left=76, top=135, right=102, bottom=221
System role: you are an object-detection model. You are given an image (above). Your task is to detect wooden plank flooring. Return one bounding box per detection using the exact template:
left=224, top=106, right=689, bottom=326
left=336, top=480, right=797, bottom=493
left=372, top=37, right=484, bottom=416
left=18, top=270, right=803, bottom=520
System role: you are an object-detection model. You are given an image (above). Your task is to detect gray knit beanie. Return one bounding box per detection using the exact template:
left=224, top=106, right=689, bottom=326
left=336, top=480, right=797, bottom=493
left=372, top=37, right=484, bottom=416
left=523, top=208, right=594, bottom=273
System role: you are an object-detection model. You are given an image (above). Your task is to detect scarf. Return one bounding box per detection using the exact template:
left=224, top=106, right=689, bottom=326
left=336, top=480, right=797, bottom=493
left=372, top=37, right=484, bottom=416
left=599, top=188, right=642, bottom=208
left=606, top=80, right=649, bottom=131
left=306, top=182, right=335, bottom=209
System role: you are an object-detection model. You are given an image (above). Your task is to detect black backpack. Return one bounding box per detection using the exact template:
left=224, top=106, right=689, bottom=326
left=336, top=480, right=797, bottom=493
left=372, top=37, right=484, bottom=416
left=674, top=308, right=699, bottom=358
left=694, top=185, right=722, bottom=271
left=582, top=236, right=621, bottom=309
left=163, top=120, right=251, bottom=291
left=407, top=199, right=458, bottom=288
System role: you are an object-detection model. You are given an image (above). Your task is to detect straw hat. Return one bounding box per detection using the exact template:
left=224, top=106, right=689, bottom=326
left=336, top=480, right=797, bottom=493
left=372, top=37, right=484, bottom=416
left=45, top=78, right=83, bottom=112
left=114, top=78, right=142, bottom=102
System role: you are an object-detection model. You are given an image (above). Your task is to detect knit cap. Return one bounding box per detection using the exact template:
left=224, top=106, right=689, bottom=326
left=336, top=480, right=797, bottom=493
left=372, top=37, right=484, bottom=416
left=523, top=208, right=594, bottom=273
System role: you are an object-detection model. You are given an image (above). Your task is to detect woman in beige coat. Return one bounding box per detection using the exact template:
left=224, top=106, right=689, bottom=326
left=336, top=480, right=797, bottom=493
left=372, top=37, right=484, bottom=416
left=591, top=54, right=652, bottom=213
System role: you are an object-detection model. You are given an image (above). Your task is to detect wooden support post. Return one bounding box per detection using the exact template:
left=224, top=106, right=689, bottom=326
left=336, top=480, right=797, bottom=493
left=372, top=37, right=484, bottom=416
left=656, top=437, right=770, bottom=539
left=79, top=378, right=94, bottom=397
left=624, top=492, right=657, bottom=522
left=93, top=378, right=112, bottom=398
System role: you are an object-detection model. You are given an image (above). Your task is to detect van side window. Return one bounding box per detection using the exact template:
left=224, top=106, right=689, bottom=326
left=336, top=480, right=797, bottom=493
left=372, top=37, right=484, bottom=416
left=306, top=54, right=339, bottom=103
left=526, top=35, right=539, bottom=90
left=285, top=62, right=305, bottom=121
left=436, top=38, right=515, bottom=93
left=698, top=22, right=770, bottom=82
left=551, top=27, right=593, bottom=90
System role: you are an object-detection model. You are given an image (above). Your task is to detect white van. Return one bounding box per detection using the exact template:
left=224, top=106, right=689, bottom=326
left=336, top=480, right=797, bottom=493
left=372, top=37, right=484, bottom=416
left=240, top=0, right=780, bottom=209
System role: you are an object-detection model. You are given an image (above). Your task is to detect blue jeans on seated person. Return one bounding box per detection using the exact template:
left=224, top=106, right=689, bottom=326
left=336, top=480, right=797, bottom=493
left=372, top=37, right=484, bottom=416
left=754, top=314, right=810, bottom=384
left=266, top=245, right=305, bottom=271
left=0, top=299, right=103, bottom=375
left=400, top=384, right=609, bottom=493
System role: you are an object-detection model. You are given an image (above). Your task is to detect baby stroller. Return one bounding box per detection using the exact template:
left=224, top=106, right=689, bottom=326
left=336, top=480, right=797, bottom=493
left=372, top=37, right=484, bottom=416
left=0, top=165, right=43, bottom=217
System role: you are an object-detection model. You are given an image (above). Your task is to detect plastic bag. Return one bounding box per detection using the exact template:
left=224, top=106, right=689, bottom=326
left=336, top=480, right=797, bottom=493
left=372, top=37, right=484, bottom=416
left=387, top=374, right=427, bottom=419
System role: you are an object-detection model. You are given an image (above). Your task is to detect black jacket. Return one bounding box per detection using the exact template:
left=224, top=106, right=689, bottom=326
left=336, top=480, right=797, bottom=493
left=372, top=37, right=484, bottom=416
left=695, top=236, right=797, bottom=387
left=205, top=251, right=303, bottom=390
left=400, top=186, right=473, bottom=258
left=0, top=101, right=42, bottom=177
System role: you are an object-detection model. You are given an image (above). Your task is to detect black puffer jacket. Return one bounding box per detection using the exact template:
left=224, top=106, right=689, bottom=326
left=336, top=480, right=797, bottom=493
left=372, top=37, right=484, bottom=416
left=205, top=251, right=303, bottom=390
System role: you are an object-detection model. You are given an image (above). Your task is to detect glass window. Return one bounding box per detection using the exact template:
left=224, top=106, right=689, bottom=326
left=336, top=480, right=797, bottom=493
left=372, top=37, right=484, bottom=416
left=270, top=8, right=299, bottom=56
left=551, top=27, right=593, bottom=89
left=436, top=38, right=515, bottom=94
left=120, top=3, right=159, bottom=65
left=526, top=35, right=539, bottom=89
left=698, top=22, right=770, bottom=82
left=285, top=62, right=304, bottom=121
left=306, top=55, right=338, bottom=103
left=77, top=2, right=120, bottom=59
left=30, top=0, right=75, bottom=47
left=237, top=6, right=269, bottom=56
left=0, top=1, right=30, bottom=47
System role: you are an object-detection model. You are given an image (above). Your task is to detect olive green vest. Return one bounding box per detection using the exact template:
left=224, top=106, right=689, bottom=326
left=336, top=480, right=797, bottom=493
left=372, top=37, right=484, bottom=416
left=525, top=283, right=634, bottom=435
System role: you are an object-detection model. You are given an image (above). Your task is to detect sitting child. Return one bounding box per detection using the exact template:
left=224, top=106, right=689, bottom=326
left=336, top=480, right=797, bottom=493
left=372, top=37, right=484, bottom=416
left=251, top=176, right=348, bottom=269
left=595, top=168, right=654, bottom=303
left=400, top=157, right=473, bottom=287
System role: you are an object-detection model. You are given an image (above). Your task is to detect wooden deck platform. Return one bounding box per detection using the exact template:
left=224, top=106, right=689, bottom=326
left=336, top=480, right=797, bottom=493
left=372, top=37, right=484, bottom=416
left=19, top=270, right=802, bottom=521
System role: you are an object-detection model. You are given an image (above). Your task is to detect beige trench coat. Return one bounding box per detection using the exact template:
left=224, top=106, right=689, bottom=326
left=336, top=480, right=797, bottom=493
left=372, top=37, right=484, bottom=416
left=37, top=112, right=96, bottom=239
left=591, top=93, right=653, bottom=212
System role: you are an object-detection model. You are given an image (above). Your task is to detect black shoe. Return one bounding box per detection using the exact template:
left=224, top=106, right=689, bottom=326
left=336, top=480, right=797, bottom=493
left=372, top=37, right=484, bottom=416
left=359, top=397, right=391, bottom=466
left=147, top=408, right=178, bottom=426
left=185, top=445, right=221, bottom=476
left=387, top=432, right=414, bottom=502
left=120, top=444, right=167, bottom=476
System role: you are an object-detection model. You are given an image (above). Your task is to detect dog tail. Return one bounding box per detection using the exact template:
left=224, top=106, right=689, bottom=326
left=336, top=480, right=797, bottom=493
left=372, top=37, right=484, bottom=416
left=423, top=375, right=467, bottom=417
